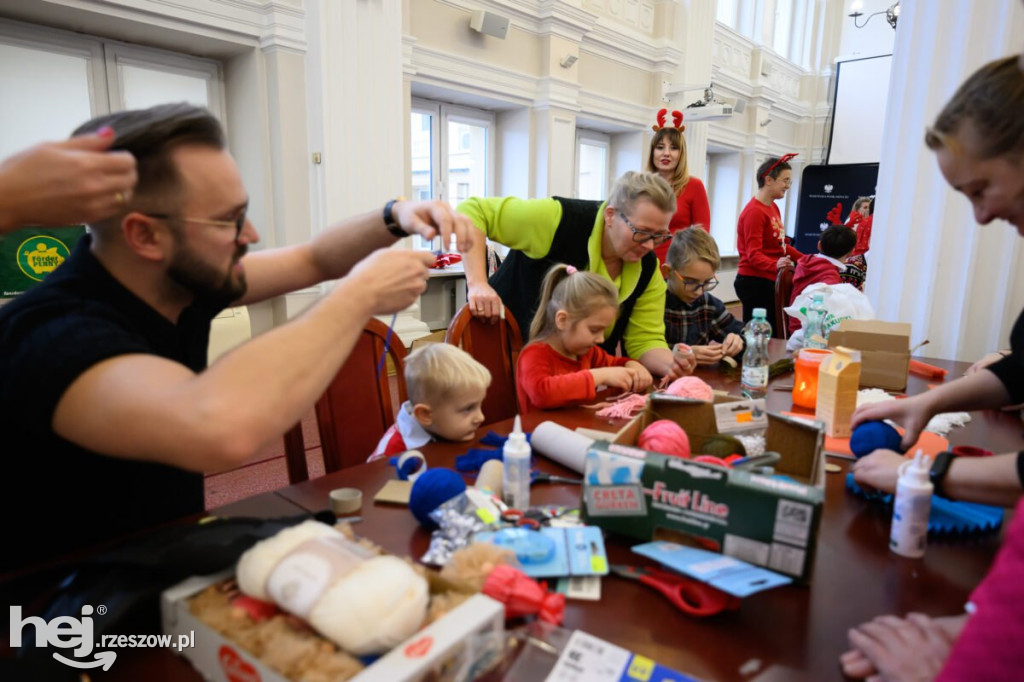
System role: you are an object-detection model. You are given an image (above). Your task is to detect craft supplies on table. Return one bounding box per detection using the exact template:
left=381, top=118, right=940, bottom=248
left=473, top=525, right=609, bottom=579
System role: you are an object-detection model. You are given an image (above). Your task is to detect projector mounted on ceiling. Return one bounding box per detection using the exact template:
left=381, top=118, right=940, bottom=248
left=682, top=103, right=735, bottom=122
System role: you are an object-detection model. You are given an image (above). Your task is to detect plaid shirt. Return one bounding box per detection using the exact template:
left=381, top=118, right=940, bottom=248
left=664, top=291, right=745, bottom=347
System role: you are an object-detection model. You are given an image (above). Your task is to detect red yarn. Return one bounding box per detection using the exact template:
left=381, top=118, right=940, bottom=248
left=637, top=419, right=691, bottom=458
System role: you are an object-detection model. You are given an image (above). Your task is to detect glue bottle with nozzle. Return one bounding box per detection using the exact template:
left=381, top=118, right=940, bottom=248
left=502, top=415, right=531, bottom=510
left=890, top=449, right=933, bottom=558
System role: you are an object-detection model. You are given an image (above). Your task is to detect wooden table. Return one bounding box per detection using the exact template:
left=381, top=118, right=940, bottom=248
left=15, top=342, right=1023, bottom=681
left=271, top=342, right=1022, bottom=681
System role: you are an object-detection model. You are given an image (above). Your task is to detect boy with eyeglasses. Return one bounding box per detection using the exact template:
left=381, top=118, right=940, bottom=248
left=662, top=227, right=744, bottom=365
left=787, top=224, right=857, bottom=336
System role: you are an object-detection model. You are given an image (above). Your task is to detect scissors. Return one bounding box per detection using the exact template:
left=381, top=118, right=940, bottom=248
left=531, top=470, right=583, bottom=486
left=609, top=564, right=740, bottom=617
left=500, top=508, right=542, bottom=529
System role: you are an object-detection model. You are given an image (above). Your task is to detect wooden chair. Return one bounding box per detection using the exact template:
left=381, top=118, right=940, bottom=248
left=774, top=264, right=796, bottom=340
left=445, top=304, right=524, bottom=424
left=284, top=318, right=408, bottom=483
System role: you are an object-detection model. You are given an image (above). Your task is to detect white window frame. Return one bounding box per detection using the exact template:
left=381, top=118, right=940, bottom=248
left=103, top=42, right=224, bottom=120
left=574, top=129, right=611, bottom=201
left=410, top=98, right=495, bottom=249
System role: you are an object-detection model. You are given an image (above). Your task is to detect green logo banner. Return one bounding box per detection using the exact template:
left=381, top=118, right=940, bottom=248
left=0, top=225, right=86, bottom=298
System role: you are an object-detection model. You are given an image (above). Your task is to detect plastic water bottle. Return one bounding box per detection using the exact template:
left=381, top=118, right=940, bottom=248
left=890, top=450, right=933, bottom=558
left=804, top=293, right=828, bottom=349
left=502, top=415, right=531, bottom=510
left=741, top=308, right=772, bottom=399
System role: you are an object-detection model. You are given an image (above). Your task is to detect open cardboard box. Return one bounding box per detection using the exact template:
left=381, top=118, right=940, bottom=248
left=162, top=569, right=505, bottom=682
left=828, top=320, right=911, bottom=391
left=580, top=394, right=825, bottom=583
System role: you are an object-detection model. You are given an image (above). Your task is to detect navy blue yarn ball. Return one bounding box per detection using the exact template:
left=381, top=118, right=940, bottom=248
left=849, top=420, right=904, bottom=459
left=409, top=468, right=467, bottom=528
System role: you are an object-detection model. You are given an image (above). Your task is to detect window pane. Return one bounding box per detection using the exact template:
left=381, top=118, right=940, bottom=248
left=411, top=111, right=435, bottom=248
left=577, top=142, right=608, bottom=201
left=716, top=0, right=738, bottom=28
left=773, top=0, right=793, bottom=57
left=447, top=121, right=486, bottom=207
left=0, top=43, right=92, bottom=158
left=120, top=63, right=209, bottom=110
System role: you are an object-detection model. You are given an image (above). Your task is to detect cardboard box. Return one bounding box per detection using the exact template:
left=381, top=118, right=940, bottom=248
left=828, top=320, right=910, bottom=391
left=815, top=347, right=861, bottom=438
left=162, top=571, right=505, bottom=682
left=410, top=330, right=447, bottom=352
left=580, top=394, right=825, bottom=583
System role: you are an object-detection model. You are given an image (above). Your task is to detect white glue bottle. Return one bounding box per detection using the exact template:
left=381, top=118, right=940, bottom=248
left=890, top=450, right=933, bottom=558
left=502, top=415, right=531, bottom=510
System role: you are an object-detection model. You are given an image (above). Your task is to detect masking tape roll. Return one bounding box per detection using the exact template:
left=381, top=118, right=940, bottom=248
left=397, top=449, right=428, bottom=482
left=329, top=488, right=363, bottom=515
left=474, top=459, right=504, bottom=496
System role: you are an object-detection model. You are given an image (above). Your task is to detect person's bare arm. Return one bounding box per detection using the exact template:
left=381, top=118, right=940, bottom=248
left=0, top=131, right=137, bottom=233
left=236, top=200, right=475, bottom=305
left=53, top=248, right=435, bottom=473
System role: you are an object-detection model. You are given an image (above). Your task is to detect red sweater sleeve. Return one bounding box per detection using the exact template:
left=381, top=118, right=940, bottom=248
left=684, top=178, right=711, bottom=232
left=737, top=207, right=779, bottom=275
left=516, top=344, right=597, bottom=412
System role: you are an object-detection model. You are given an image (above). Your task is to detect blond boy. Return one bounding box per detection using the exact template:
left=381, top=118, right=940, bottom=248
left=662, top=227, right=745, bottom=365
left=369, top=343, right=491, bottom=460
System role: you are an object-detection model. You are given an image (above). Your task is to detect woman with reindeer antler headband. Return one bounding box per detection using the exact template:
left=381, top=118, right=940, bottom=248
left=646, top=108, right=711, bottom=264
left=734, top=153, right=803, bottom=332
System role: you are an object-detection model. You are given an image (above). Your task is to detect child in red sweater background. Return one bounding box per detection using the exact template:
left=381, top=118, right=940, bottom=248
left=516, top=264, right=653, bottom=414
left=787, top=224, right=857, bottom=335
left=735, top=154, right=803, bottom=333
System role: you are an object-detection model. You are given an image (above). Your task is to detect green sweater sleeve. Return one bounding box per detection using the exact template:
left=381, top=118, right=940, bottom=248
left=456, top=197, right=563, bottom=258
left=623, top=266, right=669, bottom=359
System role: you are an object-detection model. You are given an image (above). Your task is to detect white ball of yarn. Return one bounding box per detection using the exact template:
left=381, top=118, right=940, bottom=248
left=236, top=520, right=339, bottom=600
left=311, top=555, right=429, bottom=655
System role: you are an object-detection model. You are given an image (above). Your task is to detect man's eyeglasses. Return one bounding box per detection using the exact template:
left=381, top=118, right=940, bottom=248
left=669, top=270, right=719, bottom=292
left=146, top=213, right=246, bottom=240
left=616, top=210, right=672, bottom=247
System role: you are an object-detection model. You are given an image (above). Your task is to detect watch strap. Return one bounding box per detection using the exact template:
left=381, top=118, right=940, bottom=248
left=383, top=198, right=408, bottom=237
left=930, top=450, right=954, bottom=499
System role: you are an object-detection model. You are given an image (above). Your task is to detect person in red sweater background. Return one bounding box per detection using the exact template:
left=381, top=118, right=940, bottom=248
left=842, top=196, right=873, bottom=290
left=787, top=224, right=857, bottom=335
left=735, top=154, right=803, bottom=332
left=646, top=109, right=711, bottom=264
left=516, top=264, right=653, bottom=414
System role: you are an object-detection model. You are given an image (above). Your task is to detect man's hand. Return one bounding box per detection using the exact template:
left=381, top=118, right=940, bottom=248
left=721, top=333, right=744, bottom=357
left=851, top=449, right=906, bottom=495
left=391, top=199, right=476, bottom=253
left=467, top=281, right=504, bottom=322
left=0, top=129, right=138, bottom=232
left=840, top=613, right=963, bottom=681
left=346, top=249, right=435, bottom=315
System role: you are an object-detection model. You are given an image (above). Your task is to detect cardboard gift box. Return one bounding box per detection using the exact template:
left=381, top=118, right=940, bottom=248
left=581, top=394, right=825, bottom=583
left=162, top=570, right=505, bottom=682
left=828, top=320, right=911, bottom=391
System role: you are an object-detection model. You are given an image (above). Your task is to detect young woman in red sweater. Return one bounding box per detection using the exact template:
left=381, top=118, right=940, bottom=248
left=646, top=111, right=711, bottom=265
left=735, top=154, right=803, bottom=332
left=516, top=264, right=653, bottom=414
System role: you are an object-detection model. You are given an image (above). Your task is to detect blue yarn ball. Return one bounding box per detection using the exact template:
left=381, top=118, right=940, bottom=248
left=409, top=468, right=467, bottom=528
left=849, top=420, right=904, bottom=459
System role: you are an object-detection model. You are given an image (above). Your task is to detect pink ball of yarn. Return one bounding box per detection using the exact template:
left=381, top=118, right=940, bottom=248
left=637, top=420, right=691, bottom=459
left=665, top=376, right=714, bottom=402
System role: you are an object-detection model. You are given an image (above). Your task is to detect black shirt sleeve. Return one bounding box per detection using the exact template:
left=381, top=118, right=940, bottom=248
left=987, top=308, right=1024, bottom=405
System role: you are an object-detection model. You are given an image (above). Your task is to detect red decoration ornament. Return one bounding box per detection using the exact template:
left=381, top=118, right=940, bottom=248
left=481, top=564, right=565, bottom=625
left=826, top=202, right=844, bottom=226
left=652, top=108, right=686, bottom=133
left=760, top=152, right=799, bottom=179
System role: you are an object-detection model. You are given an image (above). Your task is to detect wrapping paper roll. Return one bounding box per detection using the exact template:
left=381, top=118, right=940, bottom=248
left=531, top=421, right=597, bottom=474
left=474, top=459, right=504, bottom=496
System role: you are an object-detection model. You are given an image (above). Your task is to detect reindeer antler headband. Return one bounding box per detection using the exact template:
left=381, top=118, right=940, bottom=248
left=760, top=153, right=798, bottom=179
left=651, top=108, right=685, bottom=133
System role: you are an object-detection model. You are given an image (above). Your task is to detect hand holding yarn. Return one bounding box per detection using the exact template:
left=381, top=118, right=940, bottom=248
left=850, top=420, right=905, bottom=459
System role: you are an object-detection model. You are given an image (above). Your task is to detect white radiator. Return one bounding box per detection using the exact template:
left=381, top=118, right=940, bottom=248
left=208, top=306, right=251, bottom=364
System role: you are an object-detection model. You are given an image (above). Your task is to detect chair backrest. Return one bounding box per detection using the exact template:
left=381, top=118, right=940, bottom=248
left=445, top=304, right=523, bottom=424
left=284, top=318, right=407, bottom=482
left=774, top=264, right=796, bottom=340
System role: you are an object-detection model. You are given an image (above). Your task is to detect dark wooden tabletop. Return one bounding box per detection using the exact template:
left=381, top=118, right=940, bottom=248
left=16, top=341, right=1023, bottom=681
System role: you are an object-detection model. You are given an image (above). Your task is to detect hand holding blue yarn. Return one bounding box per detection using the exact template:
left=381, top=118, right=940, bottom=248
left=850, top=420, right=905, bottom=459
left=409, top=468, right=467, bottom=528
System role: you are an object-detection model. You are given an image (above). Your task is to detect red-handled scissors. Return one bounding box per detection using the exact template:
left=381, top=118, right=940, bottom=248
left=609, top=564, right=740, bottom=617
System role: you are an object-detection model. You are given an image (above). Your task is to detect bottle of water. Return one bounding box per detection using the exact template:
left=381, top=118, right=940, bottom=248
left=741, top=308, right=772, bottom=399
left=804, top=293, right=828, bottom=349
